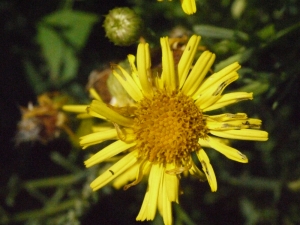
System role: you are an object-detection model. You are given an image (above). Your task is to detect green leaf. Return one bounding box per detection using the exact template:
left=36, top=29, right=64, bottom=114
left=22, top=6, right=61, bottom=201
left=41, top=10, right=99, bottom=50
left=36, top=10, right=99, bottom=86
left=37, top=24, right=64, bottom=81
left=256, top=24, right=275, bottom=41
left=274, top=21, right=300, bottom=41
left=23, top=59, right=48, bottom=93
left=214, top=48, right=253, bottom=72
left=60, top=47, right=79, bottom=85
left=236, top=80, right=269, bottom=96
left=193, top=24, right=249, bottom=41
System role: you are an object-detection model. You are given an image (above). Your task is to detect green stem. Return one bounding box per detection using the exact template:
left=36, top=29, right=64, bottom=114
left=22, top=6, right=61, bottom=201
left=10, top=199, right=77, bottom=222
left=174, top=204, right=196, bottom=225
left=23, top=171, right=86, bottom=189
left=50, top=151, right=82, bottom=173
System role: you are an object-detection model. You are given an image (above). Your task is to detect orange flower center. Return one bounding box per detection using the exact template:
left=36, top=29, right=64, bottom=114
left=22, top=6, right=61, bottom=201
left=133, top=91, right=207, bottom=165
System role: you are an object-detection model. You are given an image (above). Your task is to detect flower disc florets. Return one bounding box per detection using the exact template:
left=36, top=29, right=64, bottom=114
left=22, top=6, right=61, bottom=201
left=133, top=90, right=207, bottom=164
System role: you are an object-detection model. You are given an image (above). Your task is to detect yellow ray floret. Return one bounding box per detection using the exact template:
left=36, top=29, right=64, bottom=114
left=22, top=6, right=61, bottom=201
left=157, top=0, right=197, bottom=15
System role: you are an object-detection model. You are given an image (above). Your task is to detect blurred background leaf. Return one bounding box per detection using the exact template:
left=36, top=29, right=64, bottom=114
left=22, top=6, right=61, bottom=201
left=35, top=10, right=99, bottom=90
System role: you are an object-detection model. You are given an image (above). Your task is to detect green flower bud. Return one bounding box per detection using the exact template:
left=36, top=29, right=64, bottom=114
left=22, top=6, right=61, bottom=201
left=103, top=7, right=144, bottom=46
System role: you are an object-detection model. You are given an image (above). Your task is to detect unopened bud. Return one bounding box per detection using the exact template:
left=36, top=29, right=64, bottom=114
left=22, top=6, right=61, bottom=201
left=103, top=7, right=143, bottom=46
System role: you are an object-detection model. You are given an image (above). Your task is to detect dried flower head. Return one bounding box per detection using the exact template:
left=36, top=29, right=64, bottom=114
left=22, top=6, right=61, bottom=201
left=15, top=93, right=67, bottom=145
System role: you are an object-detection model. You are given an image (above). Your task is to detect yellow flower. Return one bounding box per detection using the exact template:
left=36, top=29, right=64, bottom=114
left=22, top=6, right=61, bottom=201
left=158, top=0, right=197, bottom=15
left=77, top=35, right=268, bottom=225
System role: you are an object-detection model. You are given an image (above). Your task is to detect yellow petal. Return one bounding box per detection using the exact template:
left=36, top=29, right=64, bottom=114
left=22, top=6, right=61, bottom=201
left=89, top=100, right=133, bottom=127
left=153, top=73, right=164, bottom=90
left=160, top=37, right=177, bottom=91
left=178, top=35, right=200, bottom=87
left=199, top=136, right=229, bottom=147
left=127, top=54, right=142, bottom=90
left=79, top=129, right=117, bottom=149
left=180, top=0, right=196, bottom=15
left=136, top=189, right=150, bottom=221
left=63, top=105, right=88, bottom=113
left=195, top=71, right=239, bottom=109
left=157, top=172, right=164, bottom=216
left=137, top=43, right=153, bottom=97
left=196, top=62, right=241, bottom=95
left=195, top=92, right=221, bottom=111
left=123, top=160, right=151, bottom=190
left=189, top=159, right=206, bottom=181
left=210, top=129, right=268, bottom=141
left=112, top=162, right=140, bottom=189
left=86, top=106, right=106, bottom=120
left=90, top=150, right=138, bottom=191
left=182, top=51, right=215, bottom=97
left=112, top=66, right=143, bottom=102
left=205, top=136, right=248, bottom=163
left=92, top=123, right=114, bottom=132
left=196, top=149, right=217, bottom=192
left=84, top=140, right=136, bottom=168
left=161, top=174, right=173, bottom=225
left=76, top=113, right=93, bottom=119
left=206, top=118, right=262, bottom=130
left=198, top=138, right=210, bottom=148
left=165, top=163, right=179, bottom=203
left=147, top=164, right=163, bottom=219
left=136, top=163, right=163, bottom=221
left=203, top=92, right=253, bottom=112
left=207, top=113, right=248, bottom=122
left=89, top=88, right=102, bottom=101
